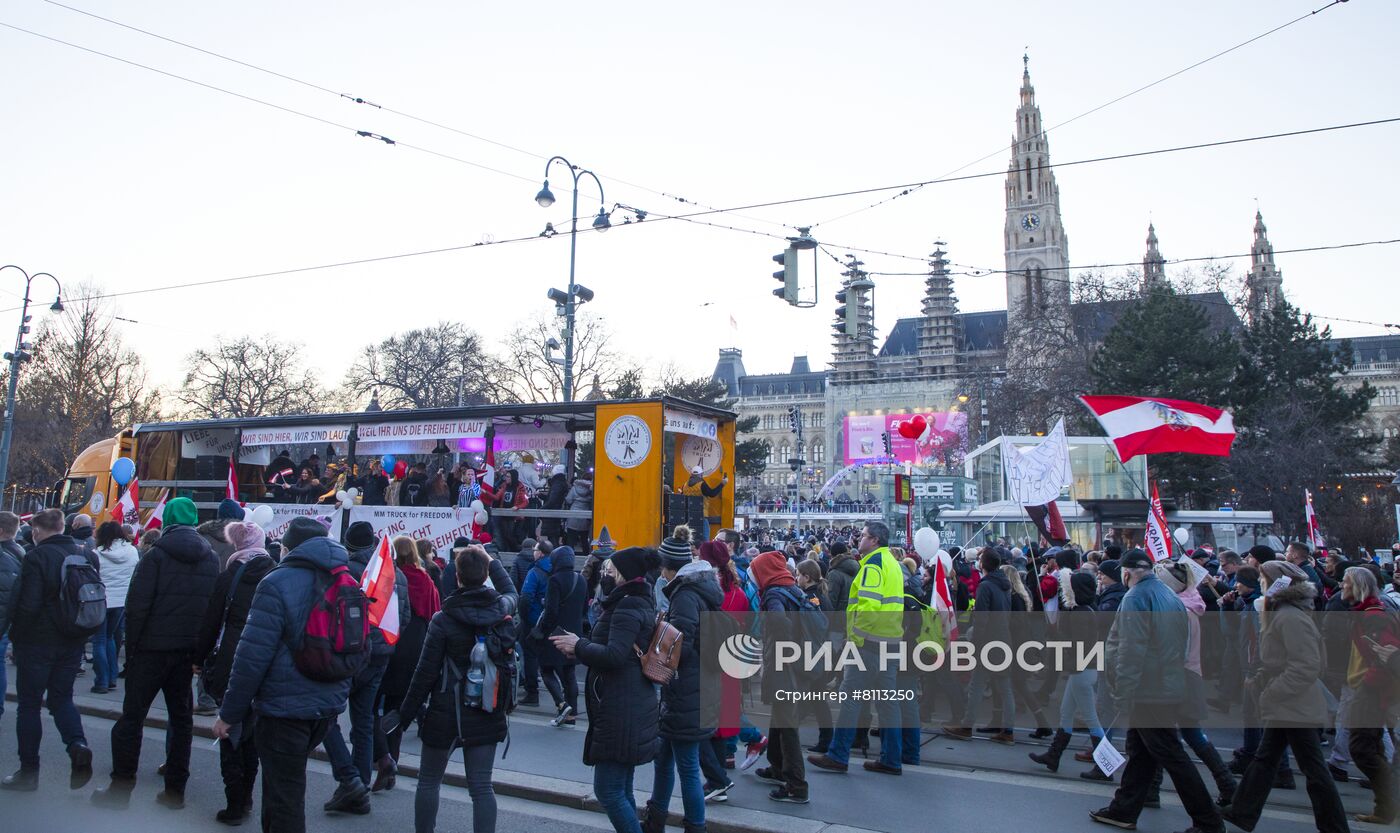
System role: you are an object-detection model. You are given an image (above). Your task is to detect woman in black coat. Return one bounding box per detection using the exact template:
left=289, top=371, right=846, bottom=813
left=398, top=547, right=513, bottom=833
left=551, top=548, right=660, bottom=833
left=535, top=546, right=587, bottom=725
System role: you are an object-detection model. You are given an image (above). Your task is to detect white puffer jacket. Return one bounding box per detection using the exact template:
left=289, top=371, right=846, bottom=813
left=97, top=539, right=140, bottom=609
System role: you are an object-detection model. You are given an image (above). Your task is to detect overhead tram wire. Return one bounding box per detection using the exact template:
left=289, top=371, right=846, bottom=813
left=808, top=0, right=1350, bottom=228
left=38, top=0, right=793, bottom=231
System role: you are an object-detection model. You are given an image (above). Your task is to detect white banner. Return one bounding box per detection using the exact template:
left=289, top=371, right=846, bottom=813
left=347, top=506, right=477, bottom=559
left=179, top=428, right=271, bottom=465
left=355, top=417, right=489, bottom=444
left=663, top=408, right=719, bottom=440
left=1001, top=418, right=1072, bottom=507
left=493, top=424, right=571, bottom=453
left=261, top=505, right=342, bottom=543
left=242, top=424, right=351, bottom=447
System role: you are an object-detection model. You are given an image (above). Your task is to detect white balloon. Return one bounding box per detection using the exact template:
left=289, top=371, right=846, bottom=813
left=469, top=499, right=488, bottom=526
left=1173, top=528, right=1190, bottom=547
left=913, top=527, right=940, bottom=561
left=346, top=487, right=359, bottom=499
left=935, top=548, right=953, bottom=575
left=250, top=505, right=274, bottom=529
left=336, top=490, right=349, bottom=503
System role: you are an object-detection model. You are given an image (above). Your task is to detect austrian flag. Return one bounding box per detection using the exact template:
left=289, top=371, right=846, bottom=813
left=360, top=535, right=400, bottom=645
left=1078, top=395, right=1236, bottom=462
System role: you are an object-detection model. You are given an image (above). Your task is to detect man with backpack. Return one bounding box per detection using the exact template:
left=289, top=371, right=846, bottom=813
left=2, top=508, right=98, bottom=791
left=0, top=511, right=24, bottom=742
left=213, top=516, right=363, bottom=833
left=93, top=496, right=219, bottom=809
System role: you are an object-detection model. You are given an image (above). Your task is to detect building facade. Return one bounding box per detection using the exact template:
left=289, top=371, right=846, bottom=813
left=715, top=59, right=1391, bottom=504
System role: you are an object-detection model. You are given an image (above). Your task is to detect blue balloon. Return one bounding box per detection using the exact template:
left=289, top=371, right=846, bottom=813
left=111, top=457, right=135, bottom=487
left=381, top=455, right=396, bottom=472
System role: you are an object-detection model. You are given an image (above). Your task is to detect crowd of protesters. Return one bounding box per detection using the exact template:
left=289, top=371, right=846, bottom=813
left=3, top=486, right=1400, bottom=833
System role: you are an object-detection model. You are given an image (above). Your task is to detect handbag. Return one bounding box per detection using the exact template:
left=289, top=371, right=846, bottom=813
left=635, top=611, right=683, bottom=685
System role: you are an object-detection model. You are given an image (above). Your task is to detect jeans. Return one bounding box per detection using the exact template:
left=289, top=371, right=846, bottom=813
left=593, top=761, right=641, bottom=833
left=1232, top=725, right=1349, bottom=833
left=323, top=655, right=388, bottom=786
left=826, top=644, right=903, bottom=768
left=13, top=640, right=86, bottom=769
left=92, top=607, right=125, bottom=689
left=650, top=738, right=705, bottom=828
left=897, top=669, right=921, bottom=764
left=1058, top=669, right=1104, bottom=739
left=540, top=663, right=579, bottom=716
left=110, top=651, right=196, bottom=791
left=416, top=742, right=497, bottom=833
left=0, top=635, right=8, bottom=720
left=960, top=665, right=1015, bottom=734
left=1106, top=707, right=1221, bottom=830
left=256, top=716, right=331, bottom=833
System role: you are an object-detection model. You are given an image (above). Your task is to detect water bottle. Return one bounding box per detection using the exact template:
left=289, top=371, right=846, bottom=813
left=465, top=636, right=487, bottom=708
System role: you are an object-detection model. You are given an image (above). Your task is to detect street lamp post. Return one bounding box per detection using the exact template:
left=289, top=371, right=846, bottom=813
left=535, top=156, right=609, bottom=402
left=0, top=265, right=63, bottom=496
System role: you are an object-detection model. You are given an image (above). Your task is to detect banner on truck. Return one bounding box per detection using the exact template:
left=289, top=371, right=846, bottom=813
left=347, top=506, right=478, bottom=560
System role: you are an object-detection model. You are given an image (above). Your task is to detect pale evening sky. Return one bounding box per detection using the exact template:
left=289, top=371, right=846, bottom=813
left=1, top=0, right=1395, bottom=403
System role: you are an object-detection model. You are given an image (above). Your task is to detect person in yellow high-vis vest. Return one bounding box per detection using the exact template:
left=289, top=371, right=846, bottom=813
left=808, top=521, right=908, bottom=775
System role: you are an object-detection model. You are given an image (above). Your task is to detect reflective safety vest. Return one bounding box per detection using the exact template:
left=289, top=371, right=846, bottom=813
left=846, top=547, right=905, bottom=647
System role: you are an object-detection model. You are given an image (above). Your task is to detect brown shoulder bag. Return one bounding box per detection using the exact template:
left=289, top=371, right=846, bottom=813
left=636, top=611, right=683, bottom=685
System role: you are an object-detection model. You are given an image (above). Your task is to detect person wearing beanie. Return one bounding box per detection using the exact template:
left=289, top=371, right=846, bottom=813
left=213, top=507, right=356, bottom=833
left=280, top=516, right=328, bottom=553
left=193, top=520, right=276, bottom=822
left=95, top=491, right=219, bottom=809
left=581, top=526, right=618, bottom=617
left=655, top=525, right=694, bottom=614
left=548, top=547, right=660, bottom=833
left=217, top=499, right=246, bottom=522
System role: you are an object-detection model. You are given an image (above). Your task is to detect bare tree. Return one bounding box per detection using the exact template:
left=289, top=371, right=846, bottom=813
left=179, top=336, right=325, bottom=418
left=343, top=322, right=503, bottom=410
left=4, top=284, right=161, bottom=488
left=499, top=312, right=626, bottom=403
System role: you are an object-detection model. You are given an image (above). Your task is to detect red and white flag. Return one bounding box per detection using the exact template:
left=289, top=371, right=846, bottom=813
left=1078, top=395, right=1236, bottom=462
left=112, top=477, right=139, bottom=525
left=930, top=555, right=958, bottom=641
left=143, top=489, right=169, bottom=530
left=227, top=456, right=241, bottom=504
left=1144, top=481, right=1173, bottom=562
left=1305, top=489, right=1325, bottom=550
left=360, top=535, right=400, bottom=645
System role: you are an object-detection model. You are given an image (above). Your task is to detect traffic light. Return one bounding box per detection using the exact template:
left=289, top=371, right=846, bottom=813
left=771, top=247, right=798, bottom=305
left=833, top=288, right=859, bottom=336
left=881, top=431, right=893, bottom=457
left=787, top=406, right=800, bottom=434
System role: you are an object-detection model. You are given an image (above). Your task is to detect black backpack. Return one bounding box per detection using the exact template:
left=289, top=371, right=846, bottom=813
left=440, top=613, right=519, bottom=751
left=58, top=551, right=106, bottom=638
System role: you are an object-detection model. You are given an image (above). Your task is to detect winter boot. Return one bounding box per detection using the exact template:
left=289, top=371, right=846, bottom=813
left=1028, top=730, right=1072, bottom=773
left=1080, top=764, right=1114, bottom=782
left=641, top=801, right=668, bottom=833
left=1195, top=740, right=1238, bottom=806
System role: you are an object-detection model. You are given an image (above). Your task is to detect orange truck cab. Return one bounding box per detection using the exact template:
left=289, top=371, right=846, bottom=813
left=49, top=431, right=135, bottom=524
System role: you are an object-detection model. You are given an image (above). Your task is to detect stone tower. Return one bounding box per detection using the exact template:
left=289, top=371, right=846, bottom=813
left=1142, top=223, right=1166, bottom=291
left=916, top=243, right=961, bottom=379
left=1005, top=55, right=1071, bottom=328
left=829, top=255, right=877, bottom=384
left=1246, top=211, right=1284, bottom=323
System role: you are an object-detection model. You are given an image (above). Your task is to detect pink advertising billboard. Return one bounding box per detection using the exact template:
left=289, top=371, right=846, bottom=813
left=842, top=412, right=969, bottom=466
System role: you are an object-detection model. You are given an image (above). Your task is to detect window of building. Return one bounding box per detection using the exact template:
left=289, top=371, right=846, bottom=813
left=812, top=444, right=823, bottom=463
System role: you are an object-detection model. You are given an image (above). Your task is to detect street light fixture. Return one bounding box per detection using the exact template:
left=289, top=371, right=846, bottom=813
left=535, top=155, right=608, bottom=402
left=0, top=265, right=63, bottom=496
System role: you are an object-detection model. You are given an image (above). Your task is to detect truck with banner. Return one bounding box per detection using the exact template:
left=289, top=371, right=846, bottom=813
left=48, top=397, right=737, bottom=550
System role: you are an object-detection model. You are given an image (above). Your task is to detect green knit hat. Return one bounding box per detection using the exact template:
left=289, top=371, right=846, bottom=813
left=164, top=497, right=198, bottom=528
